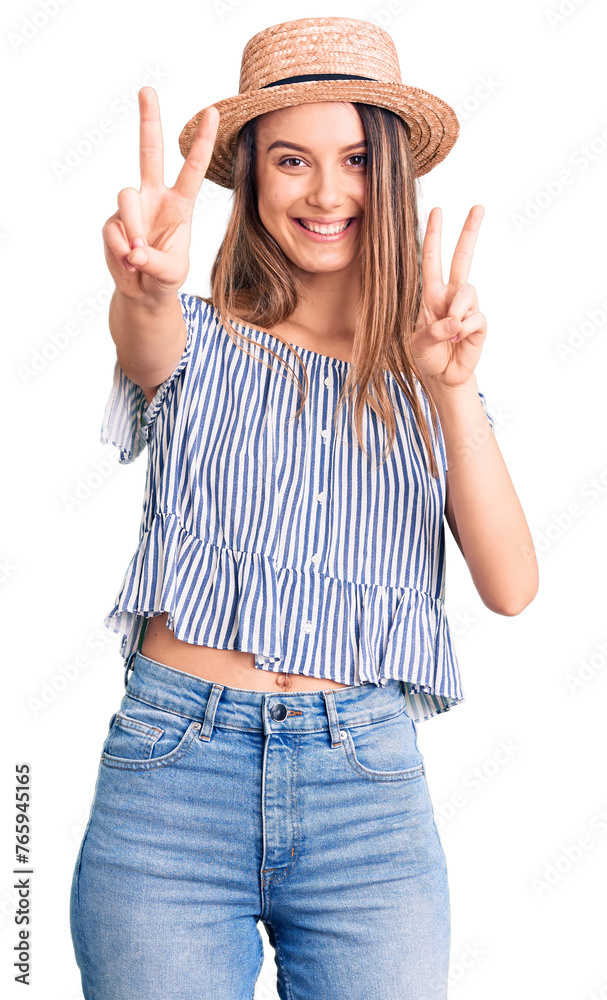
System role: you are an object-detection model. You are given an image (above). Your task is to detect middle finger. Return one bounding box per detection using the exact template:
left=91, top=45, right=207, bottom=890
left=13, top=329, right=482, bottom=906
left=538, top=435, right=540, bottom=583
left=448, top=205, right=484, bottom=288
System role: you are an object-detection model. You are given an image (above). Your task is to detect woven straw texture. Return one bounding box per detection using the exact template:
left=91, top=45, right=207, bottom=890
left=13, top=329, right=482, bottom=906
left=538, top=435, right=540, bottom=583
left=179, top=17, right=460, bottom=187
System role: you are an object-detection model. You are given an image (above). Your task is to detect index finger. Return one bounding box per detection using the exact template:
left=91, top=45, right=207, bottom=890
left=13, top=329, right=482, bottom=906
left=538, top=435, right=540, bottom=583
left=448, top=205, right=485, bottom=287
left=139, top=87, right=165, bottom=189
left=173, top=105, right=220, bottom=204
left=420, top=206, right=444, bottom=288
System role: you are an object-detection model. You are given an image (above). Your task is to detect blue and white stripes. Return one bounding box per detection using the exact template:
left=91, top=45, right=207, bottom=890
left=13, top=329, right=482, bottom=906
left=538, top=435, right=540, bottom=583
left=100, top=292, right=495, bottom=723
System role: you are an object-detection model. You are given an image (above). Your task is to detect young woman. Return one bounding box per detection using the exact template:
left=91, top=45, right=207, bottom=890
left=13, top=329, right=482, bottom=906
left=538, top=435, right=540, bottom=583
left=70, top=17, right=538, bottom=1000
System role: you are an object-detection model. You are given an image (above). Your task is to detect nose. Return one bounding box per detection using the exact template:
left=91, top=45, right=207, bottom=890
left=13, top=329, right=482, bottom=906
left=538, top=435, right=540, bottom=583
left=306, top=164, right=348, bottom=212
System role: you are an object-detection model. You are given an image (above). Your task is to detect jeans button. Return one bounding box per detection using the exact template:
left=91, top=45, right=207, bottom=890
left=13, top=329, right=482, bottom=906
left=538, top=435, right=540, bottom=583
left=270, top=703, right=287, bottom=721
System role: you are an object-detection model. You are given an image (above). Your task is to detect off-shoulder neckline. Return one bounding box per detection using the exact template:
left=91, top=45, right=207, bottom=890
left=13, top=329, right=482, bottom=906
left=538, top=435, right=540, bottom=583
left=206, top=300, right=353, bottom=367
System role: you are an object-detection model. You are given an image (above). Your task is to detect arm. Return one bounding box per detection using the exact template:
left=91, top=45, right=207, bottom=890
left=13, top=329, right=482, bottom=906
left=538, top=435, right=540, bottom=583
left=433, top=374, right=539, bottom=616
left=109, top=289, right=188, bottom=403
left=412, top=204, right=538, bottom=616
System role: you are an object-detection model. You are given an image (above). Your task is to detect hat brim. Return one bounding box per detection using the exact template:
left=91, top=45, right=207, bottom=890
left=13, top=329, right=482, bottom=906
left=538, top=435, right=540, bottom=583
left=179, top=78, right=459, bottom=188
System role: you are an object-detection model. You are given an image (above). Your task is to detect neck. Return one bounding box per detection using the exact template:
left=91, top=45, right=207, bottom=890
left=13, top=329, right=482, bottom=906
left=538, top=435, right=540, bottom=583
left=285, top=263, right=361, bottom=350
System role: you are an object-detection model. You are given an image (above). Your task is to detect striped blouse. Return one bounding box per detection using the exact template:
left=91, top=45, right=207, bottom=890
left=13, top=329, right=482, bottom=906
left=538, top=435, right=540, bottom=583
left=100, top=292, right=495, bottom=723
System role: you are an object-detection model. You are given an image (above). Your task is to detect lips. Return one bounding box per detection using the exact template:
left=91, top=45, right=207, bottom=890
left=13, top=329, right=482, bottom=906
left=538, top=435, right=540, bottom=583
left=292, top=217, right=358, bottom=242
left=299, top=218, right=352, bottom=233
left=298, top=217, right=352, bottom=226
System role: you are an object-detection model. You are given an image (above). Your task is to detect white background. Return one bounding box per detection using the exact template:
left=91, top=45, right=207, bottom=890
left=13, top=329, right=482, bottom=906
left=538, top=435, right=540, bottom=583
left=2, top=0, right=607, bottom=997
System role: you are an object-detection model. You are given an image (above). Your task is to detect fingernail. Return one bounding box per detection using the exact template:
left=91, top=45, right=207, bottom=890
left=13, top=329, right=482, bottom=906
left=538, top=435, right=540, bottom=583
left=132, top=238, right=145, bottom=248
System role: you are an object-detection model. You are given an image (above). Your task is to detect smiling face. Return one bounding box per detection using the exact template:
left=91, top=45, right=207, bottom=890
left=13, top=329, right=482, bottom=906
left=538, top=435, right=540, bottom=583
left=252, top=102, right=367, bottom=277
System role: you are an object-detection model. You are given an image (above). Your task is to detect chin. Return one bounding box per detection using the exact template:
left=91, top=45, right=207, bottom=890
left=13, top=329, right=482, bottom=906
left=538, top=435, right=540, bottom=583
left=292, top=258, right=354, bottom=276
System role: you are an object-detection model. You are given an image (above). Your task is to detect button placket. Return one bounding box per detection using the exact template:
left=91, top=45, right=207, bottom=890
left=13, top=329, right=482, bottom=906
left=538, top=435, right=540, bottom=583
left=307, top=363, right=334, bottom=633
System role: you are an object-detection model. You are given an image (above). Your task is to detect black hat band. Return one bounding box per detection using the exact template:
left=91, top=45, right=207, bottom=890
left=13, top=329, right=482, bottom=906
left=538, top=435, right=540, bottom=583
left=262, top=72, right=378, bottom=88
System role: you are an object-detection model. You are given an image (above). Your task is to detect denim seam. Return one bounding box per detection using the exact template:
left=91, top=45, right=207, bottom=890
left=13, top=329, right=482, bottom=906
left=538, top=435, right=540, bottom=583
left=261, top=857, right=299, bottom=887
left=341, top=731, right=426, bottom=783
left=72, top=759, right=105, bottom=990
left=101, top=721, right=201, bottom=770
left=105, top=720, right=159, bottom=759
left=122, top=695, right=272, bottom=734
left=115, top=711, right=163, bottom=736
left=73, top=817, right=91, bottom=957
left=124, top=693, right=201, bottom=724
left=345, top=705, right=410, bottom=731
left=123, top=696, right=408, bottom=734
left=251, top=941, right=265, bottom=1000
left=290, top=734, right=301, bottom=872
left=264, top=920, right=295, bottom=1000
left=261, top=735, right=301, bottom=888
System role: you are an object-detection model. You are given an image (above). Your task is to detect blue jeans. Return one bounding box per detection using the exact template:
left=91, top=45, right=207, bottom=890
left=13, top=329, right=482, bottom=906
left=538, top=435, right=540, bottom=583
left=70, top=650, right=450, bottom=999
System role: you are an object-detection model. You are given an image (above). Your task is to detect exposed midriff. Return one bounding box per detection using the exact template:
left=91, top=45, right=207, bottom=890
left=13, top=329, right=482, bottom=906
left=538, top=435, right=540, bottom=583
left=140, top=611, right=351, bottom=691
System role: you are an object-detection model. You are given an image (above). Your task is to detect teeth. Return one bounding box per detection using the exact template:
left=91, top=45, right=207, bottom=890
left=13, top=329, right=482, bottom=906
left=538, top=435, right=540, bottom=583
left=299, top=219, right=351, bottom=235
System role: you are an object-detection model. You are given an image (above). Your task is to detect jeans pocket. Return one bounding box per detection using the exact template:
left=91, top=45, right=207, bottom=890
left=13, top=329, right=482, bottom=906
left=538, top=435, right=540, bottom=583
left=101, top=695, right=201, bottom=771
left=341, top=709, right=425, bottom=782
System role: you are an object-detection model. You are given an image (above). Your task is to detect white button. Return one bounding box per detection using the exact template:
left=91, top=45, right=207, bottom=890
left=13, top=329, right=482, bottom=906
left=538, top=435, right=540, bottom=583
left=316, top=492, right=325, bottom=503
left=311, top=553, right=319, bottom=564
left=340, top=730, right=347, bottom=739
left=324, top=376, right=331, bottom=387
left=304, top=621, right=313, bottom=633
left=321, top=429, right=328, bottom=438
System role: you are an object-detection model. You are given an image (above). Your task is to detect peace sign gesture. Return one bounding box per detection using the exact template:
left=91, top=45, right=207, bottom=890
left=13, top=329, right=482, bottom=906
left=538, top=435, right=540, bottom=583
left=411, top=206, right=488, bottom=389
left=102, top=87, right=220, bottom=303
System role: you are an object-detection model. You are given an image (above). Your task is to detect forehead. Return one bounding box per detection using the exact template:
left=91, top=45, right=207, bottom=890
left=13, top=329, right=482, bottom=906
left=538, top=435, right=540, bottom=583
left=253, top=101, right=366, bottom=145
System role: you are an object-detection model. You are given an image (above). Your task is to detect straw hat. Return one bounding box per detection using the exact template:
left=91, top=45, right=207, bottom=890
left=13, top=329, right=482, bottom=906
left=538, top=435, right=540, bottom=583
left=178, top=16, right=460, bottom=189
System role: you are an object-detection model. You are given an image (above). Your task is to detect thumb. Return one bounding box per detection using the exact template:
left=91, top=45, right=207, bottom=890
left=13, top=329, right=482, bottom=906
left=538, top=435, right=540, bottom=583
left=445, top=316, right=462, bottom=341
left=126, top=240, right=186, bottom=286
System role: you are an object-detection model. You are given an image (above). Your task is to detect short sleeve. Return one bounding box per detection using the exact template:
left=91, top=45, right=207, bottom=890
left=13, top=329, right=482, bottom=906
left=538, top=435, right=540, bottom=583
left=477, top=390, right=495, bottom=433
left=99, top=292, right=195, bottom=464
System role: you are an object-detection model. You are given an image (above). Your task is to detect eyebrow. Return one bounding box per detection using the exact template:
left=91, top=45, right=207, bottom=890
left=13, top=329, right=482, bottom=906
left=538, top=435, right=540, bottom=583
left=266, top=140, right=368, bottom=154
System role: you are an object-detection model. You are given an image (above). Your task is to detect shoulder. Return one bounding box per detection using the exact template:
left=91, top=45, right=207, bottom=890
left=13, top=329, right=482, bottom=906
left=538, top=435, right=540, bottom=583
left=180, top=291, right=213, bottom=311
left=178, top=292, right=216, bottom=333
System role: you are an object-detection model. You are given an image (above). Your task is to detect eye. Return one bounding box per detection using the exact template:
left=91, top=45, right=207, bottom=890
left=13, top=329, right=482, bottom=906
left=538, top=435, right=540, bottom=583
left=278, top=156, right=306, bottom=168
left=277, top=154, right=368, bottom=168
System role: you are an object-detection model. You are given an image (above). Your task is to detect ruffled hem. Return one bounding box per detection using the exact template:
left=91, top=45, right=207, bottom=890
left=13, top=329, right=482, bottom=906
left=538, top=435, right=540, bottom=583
left=103, top=511, right=464, bottom=724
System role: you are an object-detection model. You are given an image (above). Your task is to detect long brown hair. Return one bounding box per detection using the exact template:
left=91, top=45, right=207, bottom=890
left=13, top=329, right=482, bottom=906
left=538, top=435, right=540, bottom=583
left=198, top=101, right=441, bottom=479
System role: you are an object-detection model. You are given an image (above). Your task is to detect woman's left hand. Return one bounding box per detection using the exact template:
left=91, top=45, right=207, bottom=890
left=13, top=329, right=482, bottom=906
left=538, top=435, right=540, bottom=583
left=411, top=205, right=487, bottom=390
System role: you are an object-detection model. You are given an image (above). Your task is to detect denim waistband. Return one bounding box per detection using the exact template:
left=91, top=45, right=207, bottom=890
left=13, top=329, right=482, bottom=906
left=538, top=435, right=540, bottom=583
left=124, top=650, right=408, bottom=741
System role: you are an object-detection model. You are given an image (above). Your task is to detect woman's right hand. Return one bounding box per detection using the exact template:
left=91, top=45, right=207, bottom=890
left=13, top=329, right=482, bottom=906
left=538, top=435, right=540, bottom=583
left=102, top=87, right=220, bottom=304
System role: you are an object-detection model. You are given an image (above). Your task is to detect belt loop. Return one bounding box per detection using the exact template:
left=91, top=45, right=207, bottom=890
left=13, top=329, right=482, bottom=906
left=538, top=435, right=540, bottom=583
left=198, top=683, right=224, bottom=742
left=123, top=649, right=137, bottom=688
left=322, top=690, right=343, bottom=748
left=124, top=617, right=149, bottom=688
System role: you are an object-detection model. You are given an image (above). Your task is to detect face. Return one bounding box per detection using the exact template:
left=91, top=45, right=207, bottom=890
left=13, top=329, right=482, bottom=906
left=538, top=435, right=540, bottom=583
left=252, top=102, right=366, bottom=276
